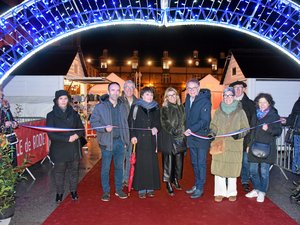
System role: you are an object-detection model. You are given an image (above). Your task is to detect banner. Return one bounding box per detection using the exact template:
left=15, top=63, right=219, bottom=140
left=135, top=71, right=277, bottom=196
left=15, top=119, right=48, bottom=167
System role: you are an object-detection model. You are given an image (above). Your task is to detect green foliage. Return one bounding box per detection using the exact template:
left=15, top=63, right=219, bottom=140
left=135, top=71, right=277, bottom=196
left=0, top=135, right=26, bottom=216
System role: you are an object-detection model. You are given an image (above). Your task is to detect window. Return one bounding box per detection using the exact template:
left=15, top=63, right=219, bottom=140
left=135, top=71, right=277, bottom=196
left=232, top=67, right=236, bottom=76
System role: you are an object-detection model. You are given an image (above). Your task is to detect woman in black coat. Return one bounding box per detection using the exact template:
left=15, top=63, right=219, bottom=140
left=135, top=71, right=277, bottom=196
left=128, top=87, right=161, bottom=199
left=246, top=93, right=282, bottom=203
left=46, top=90, right=85, bottom=202
left=160, top=87, right=186, bottom=196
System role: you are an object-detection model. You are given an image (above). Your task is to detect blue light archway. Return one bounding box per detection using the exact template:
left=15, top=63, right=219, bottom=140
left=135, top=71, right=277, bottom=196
left=0, top=0, right=299, bottom=83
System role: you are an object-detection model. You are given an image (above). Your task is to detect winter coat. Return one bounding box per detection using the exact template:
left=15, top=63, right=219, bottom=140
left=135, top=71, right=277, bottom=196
left=286, top=97, right=300, bottom=134
left=128, top=103, right=161, bottom=190
left=240, top=94, right=256, bottom=150
left=185, top=89, right=212, bottom=149
left=210, top=102, right=250, bottom=177
left=46, top=105, right=85, bottom=163
left=248, top=107, right=282, bottom=164
left=159, top=102, right=185, bottom=154
left=90, top=97, right=129, bottom=150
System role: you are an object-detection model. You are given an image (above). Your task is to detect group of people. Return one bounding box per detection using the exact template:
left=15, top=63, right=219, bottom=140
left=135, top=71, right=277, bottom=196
left=45, top=78, right=299, bottom=204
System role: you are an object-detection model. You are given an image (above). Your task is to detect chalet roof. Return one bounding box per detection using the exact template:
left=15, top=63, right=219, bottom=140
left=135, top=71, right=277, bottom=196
left=221, top=49, right=300, bottom=84
left=11, top=45, right=87, bottom=76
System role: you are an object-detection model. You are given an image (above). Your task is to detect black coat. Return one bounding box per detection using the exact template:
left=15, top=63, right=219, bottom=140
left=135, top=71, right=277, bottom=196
left=240, top=94, right=256, bottom=150
left=286, top=97, right=300, bottom=134
left=128, top=104, right=161, bottom=190
left=248, top=107, right=282, bottom=164
left=159, top=102, right=185, bottom=154
left=185, top=89, right=211, bottom=149
left=46, top=105, right=85, bottom=163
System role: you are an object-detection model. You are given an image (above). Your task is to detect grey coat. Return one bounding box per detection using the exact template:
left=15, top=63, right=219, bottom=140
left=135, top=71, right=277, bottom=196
left=90, top=98, right=129, bottom=150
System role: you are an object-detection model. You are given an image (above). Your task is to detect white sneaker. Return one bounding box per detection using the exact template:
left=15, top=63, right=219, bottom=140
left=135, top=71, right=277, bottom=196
left=257, top=191, right=265, bottom=203
left=245, top=189, right=259, bottom=198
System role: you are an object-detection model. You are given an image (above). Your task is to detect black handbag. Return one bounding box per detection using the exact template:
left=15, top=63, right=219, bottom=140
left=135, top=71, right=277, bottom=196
left=79, top=137, right=88, bottom=147
left=172, top=138, right=187, bottom=155
left=285, top=115, right=298, bottom=145
left=251, top=142, right=270, bottom=159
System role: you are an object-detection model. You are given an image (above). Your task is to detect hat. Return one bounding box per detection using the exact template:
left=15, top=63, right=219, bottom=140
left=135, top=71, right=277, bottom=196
left=53, top=90, right=70, bottom=103
left=223, top=87, right=235, bottom=96
left=229, top=80, right=247, bottom=88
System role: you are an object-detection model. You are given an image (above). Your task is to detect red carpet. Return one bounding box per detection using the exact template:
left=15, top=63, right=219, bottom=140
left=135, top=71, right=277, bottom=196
left=43, top=153, right=297, bottom=225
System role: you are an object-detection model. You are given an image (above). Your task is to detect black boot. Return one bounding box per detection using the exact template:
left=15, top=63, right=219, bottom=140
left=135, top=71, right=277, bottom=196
left=71, top=191, right=79, bottom=200
left=166, top=182, right=174, bottom=196
left=56, top=194, right=63, bottom=203
left=173, top=178, right=182, bottom=190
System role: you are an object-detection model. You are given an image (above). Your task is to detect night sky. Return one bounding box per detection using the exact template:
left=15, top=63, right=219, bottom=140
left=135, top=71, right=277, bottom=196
left=79, top=24, right=277, bottom=66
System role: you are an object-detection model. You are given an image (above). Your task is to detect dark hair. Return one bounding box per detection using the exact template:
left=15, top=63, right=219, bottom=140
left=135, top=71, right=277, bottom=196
left=108, top=82, right=120, bottom=90
left=254, top=93, right=275, bottom=107
left=186, top=78, right=200, bottom=87
left=140, top=86, right=154, bottom=97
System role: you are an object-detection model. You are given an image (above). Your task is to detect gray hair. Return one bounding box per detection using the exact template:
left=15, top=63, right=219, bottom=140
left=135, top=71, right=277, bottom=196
left=124, top=80, right=135, bottom=89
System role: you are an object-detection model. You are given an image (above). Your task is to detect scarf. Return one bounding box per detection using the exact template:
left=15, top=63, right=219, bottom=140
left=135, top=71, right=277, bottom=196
left=256, top=107, right=270, bottom=120
left=135, top=99, right=158, bottom=110
left=221, top=100, right=238, bottom=115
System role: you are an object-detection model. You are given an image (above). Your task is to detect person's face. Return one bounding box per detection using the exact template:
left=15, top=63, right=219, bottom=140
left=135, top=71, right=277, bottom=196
left=58, top=96, right=69, bottom=108
left=0, top=91, right=4, bottom=101
left=233, top=84, right=244, bottom=97
left=108, top=84, right=120, bottom=101
left=186, top=82, right=200, bottom=98
left=223, top=91, right=234, bottom=105
left=124, top=84, right=135, bottom=98
left=142, top=91, right=153, bottom=103
left=167, top=91, right=177, bottom=104
left=258, top=97, right=270, bottom=111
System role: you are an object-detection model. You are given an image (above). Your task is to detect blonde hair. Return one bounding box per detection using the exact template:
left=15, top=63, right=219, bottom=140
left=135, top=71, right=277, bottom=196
left=162, top=87, right=181, bottom=107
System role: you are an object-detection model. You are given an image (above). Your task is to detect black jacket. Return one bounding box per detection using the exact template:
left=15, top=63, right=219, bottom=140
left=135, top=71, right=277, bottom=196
left=46, top=105, right=85, bottom=163
left=286, top=97, right=300, bottom=134
left=240, top=94, right=256, bottom=150
left=159, top=102, right=185, bottom=154
left=185, top=89, right=211, bottom=149
left=248, top=107, right=282, bottom=164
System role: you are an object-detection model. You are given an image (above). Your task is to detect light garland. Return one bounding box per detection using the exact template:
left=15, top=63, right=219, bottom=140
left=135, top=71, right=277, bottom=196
left=0, top=0, right=299, bottom=84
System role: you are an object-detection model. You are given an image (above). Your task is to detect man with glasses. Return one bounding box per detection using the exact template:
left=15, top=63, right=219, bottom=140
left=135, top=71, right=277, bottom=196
left=184, top=78, right=212, bottom=199
left=229, top=80, right=256, bottom=193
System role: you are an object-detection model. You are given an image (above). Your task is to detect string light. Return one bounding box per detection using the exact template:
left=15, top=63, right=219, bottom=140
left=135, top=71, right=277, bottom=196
left=0, top=0, right=299, bottom=84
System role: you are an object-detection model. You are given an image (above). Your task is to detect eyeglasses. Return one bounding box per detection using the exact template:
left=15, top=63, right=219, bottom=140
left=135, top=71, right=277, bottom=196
left=187, top=86, right=199, bottom=91
left=223, top=94, right=234, bottom=98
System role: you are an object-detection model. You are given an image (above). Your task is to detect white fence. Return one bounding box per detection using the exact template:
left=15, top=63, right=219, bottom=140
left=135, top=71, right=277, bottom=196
left=276, top=126, right=293, bottom=172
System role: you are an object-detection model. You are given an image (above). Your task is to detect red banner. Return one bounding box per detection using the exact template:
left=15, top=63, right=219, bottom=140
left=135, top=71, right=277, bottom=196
left=15, top=119, right=49, bottom=167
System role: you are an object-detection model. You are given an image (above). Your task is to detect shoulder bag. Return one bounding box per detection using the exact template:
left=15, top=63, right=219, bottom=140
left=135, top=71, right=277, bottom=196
left=209, top=138, right=225, bottom=155
left=251, top=141, right=270, bottom=159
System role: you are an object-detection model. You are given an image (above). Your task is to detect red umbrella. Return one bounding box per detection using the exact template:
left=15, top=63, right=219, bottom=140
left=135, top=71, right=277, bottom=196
left=128, top=143, right=136, bottom=195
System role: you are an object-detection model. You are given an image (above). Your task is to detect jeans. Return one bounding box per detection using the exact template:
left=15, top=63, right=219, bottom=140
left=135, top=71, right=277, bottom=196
left=101, top=138, right=125, bottom=193
left=123, top=143, right=132, bottom=183
left=54, top=160, right=80, bottom=194
left=249, top=162, right=271, bottom=193
left=292, top=135, right=300, bottom=173
left=189, top=146, right=208, bottom=191
left=241, top=151, right=250, bottom=184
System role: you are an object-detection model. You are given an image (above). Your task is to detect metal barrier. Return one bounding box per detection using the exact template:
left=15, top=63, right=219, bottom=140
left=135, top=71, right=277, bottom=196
left=16, top=117, right=44, bottom=124
left=276, top=126, right=293, bottom=172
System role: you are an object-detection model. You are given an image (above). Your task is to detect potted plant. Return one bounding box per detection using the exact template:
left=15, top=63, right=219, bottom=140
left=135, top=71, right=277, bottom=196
left=0, top=134, right=25, bottom=224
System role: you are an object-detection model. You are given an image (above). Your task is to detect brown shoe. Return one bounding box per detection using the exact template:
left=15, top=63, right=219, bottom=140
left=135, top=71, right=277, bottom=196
left=228, top=196, right=237, bottom=202
left=214, top=196, right=224, bottom=202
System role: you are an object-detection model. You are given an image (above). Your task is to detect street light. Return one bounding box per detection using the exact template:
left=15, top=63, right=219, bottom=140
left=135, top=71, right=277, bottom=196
left=147, top=60, right=153, bottom=85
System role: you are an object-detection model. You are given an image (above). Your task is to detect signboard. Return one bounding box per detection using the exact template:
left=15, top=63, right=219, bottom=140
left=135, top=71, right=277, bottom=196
left=15, top=119, right=48, bottom=167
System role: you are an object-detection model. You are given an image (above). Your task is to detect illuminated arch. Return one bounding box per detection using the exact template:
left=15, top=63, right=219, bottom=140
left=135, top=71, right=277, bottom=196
left=0, top=0, right=299, bottom=83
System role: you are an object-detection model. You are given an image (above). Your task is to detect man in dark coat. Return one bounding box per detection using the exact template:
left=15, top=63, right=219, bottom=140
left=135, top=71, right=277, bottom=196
left=119, top=80, right=137, bottom=187
left=90, top=82, right=130, bottom=202
left=184, top=78, right=212, bottom=199
left=229, top=80, right=256, bottom=192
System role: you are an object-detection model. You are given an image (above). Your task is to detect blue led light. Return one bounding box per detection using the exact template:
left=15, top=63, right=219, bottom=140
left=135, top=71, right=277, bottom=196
left=0, top=0, right=299, bottom=83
